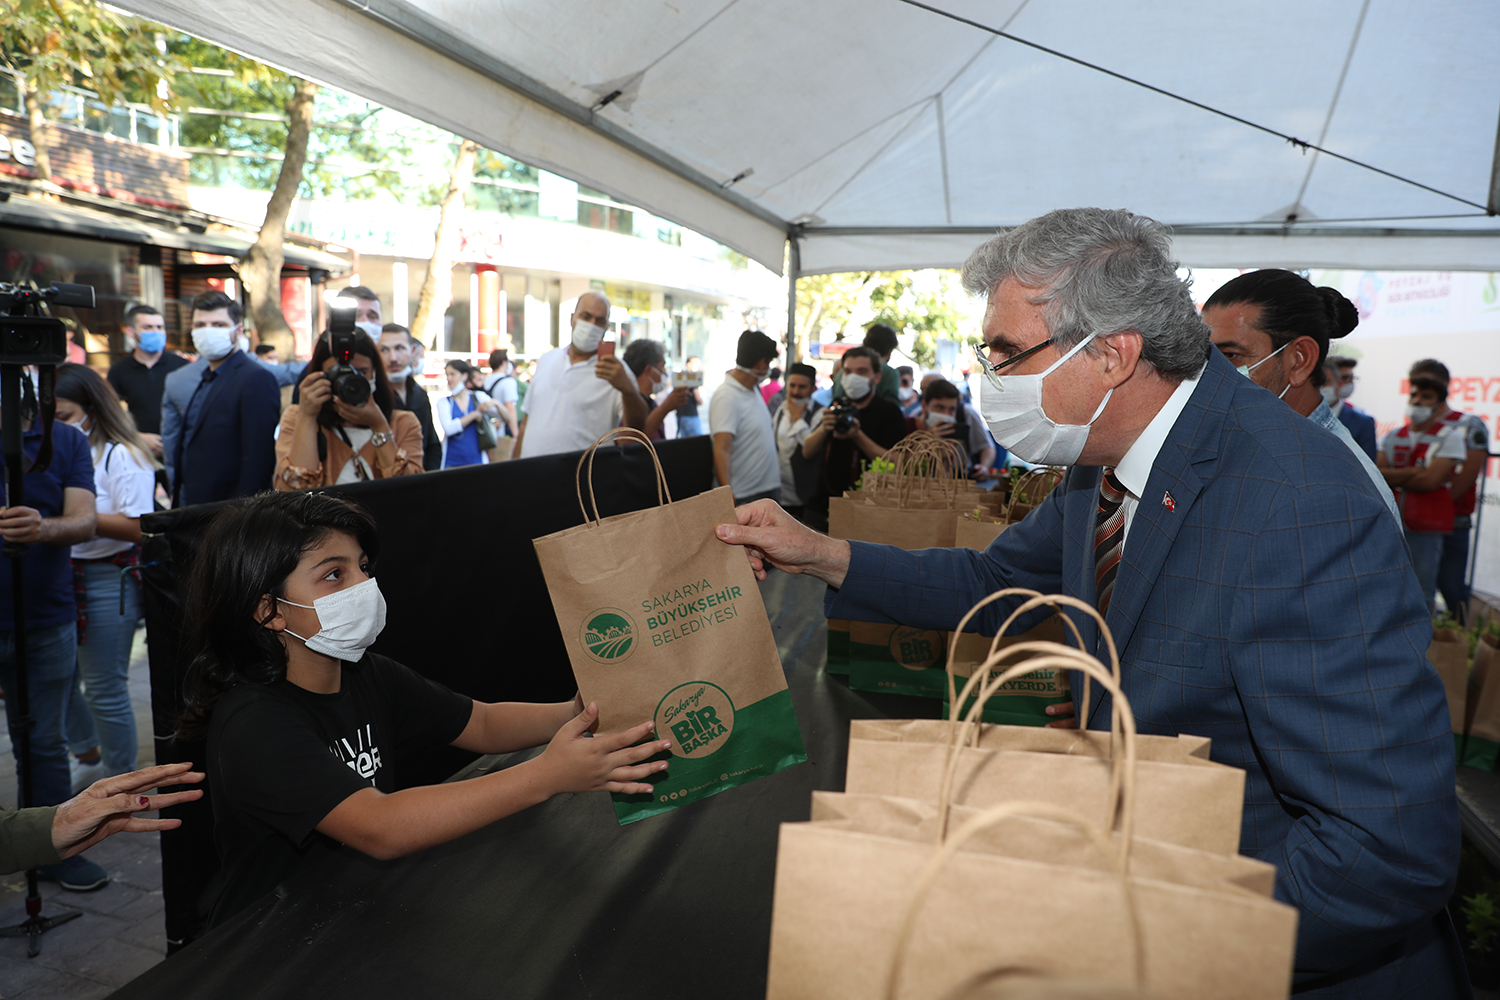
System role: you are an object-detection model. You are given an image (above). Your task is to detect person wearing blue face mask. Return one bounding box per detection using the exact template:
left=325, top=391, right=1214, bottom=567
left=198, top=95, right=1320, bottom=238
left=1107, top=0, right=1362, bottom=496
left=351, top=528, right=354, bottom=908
left=107, top=304, right=189, bottom=462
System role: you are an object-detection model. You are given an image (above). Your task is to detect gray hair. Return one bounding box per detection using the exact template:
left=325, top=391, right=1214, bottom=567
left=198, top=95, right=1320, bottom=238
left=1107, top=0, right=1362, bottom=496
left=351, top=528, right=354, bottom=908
left=622, top=337, right=666, bottom=376
left=960, top=208, right=1209, bottom=380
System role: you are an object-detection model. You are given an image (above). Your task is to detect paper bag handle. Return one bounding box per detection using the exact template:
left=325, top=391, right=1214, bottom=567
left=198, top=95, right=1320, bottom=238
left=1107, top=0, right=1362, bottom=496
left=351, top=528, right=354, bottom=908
left=1002, top=466, right=1063, bottom=523
left=944, top=588, right=1090, bottom=719
left=885, top=800, right=1142, bottom=1000
left=942, top=649, right=1139, bottom=867
left=574, top=427, right=673, bottom=526
left=994, top=592, right=1123, bottom=751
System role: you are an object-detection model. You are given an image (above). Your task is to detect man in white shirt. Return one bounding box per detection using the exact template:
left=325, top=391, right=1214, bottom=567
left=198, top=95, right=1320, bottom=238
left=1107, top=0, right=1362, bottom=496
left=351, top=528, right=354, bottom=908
left=513, top=292, right=648, bottom=458
left=709, top=330, right=781, bottom=504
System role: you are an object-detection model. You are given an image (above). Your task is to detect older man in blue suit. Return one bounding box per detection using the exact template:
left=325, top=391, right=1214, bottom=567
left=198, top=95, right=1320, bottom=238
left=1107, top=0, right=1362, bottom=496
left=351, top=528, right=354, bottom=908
left=720, top=209, right=1464, bottom=997
left=160, top=291, right=279, bottom=506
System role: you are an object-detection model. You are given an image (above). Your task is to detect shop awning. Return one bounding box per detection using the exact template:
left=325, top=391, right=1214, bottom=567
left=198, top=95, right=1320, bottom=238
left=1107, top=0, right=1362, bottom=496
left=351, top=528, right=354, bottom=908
left=110, top=0, right=1500, bottom=274
left=0, top=193, right=351, bottom=273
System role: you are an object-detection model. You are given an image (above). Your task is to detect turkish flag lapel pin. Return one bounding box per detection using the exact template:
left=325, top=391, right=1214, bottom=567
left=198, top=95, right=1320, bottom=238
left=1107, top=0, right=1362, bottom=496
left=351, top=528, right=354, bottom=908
left=1162, top=491, right=1176, bottom=512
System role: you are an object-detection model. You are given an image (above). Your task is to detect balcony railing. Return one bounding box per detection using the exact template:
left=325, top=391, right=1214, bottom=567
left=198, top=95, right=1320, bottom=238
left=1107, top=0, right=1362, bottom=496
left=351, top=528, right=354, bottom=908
left=0, top=68, right=181, bottom=150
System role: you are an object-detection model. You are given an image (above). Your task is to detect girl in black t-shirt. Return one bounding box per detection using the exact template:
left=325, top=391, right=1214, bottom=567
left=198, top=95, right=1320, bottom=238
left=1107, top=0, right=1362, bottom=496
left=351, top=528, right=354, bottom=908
left=178, top=491, right=669, bottom=925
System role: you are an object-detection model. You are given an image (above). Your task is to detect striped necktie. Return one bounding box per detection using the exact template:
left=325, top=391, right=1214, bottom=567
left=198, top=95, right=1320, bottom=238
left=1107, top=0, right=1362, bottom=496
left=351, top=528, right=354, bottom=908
left=1094, top=468, right=1126, bottom=615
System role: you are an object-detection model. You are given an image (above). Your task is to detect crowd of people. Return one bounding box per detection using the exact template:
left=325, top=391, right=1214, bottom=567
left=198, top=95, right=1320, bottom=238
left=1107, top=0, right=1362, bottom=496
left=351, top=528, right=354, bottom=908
left=0, top=210, right=1491, bottom=997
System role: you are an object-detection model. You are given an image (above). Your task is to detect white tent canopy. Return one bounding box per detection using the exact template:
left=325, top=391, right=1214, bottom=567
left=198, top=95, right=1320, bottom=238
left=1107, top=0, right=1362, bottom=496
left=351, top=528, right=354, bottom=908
left=117, top=0, right=1500, bottom=275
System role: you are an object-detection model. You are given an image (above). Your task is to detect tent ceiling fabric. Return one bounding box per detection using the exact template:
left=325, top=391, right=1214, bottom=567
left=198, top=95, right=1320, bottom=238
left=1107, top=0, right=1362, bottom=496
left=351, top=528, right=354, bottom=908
left=115, top=0, right=1500, bottom=273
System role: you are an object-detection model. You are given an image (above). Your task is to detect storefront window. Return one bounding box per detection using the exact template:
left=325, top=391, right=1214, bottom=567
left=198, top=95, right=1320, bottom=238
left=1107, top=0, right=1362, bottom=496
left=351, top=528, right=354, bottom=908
left=0, top=230, right=130, bottom=364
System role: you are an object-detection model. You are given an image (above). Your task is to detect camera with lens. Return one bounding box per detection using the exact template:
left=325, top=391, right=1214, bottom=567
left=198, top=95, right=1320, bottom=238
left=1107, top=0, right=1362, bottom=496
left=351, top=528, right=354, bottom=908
left=829, top=399, right=858, bottom=435
left=324, top=302, right=371, bottom=408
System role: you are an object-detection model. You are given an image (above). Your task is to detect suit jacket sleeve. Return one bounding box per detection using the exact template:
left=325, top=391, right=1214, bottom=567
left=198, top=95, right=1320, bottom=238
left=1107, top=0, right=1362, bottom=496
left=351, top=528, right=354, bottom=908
left=1354, top=413, right=1378, bottom=462
left=826, top=472, right=1070, bottom=636
left=160, top=374, right=183, bottom=489
left=1233, top=481, right=1458, bottom=972
left=235, top=367, right=282, bottom=498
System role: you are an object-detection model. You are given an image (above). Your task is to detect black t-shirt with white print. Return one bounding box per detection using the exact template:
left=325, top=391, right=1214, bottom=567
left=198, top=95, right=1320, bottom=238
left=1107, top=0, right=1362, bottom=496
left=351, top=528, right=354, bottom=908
left=206, top=653, right=473, bottom=926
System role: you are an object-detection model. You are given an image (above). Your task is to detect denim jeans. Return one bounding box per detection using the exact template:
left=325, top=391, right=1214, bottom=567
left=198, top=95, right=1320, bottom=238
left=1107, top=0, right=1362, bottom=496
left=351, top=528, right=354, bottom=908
left=73, top=560, right=141, bottom=776
left=677, top=415, right=704, bottom=438
left=1437, top=516, right=1473, bottom=623
left=0, top=622, right=79, bottom=808
left=1405, top=529, right=1445, bottom=612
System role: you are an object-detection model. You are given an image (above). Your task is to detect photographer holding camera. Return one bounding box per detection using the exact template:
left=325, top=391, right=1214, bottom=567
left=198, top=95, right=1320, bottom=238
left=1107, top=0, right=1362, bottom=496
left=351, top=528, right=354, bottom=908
left=275, top=327, right=423, bottom=489
left=800, top=345, right=908, bottom=528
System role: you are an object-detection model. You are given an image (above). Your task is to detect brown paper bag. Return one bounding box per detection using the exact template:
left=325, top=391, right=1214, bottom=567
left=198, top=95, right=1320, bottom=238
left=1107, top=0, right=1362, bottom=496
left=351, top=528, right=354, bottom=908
left=1428, top=627, right=1468, bottom=756
left=532, top=429, right=806, bottom=823
left=846, top=595, right=1246, bottom=855
left=954, top=514, right=1009, bottom=551
left=767, top=655, right=1290, bottom=1000
left=1463, top=633, right=1500, bottom=769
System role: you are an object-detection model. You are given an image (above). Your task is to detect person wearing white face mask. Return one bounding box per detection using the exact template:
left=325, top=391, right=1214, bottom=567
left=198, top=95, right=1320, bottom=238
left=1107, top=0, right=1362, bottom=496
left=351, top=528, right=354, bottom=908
left=1378, top=374, right=1468, bottom=611
left=177, top=491, right=670, bottom=927
left=160, top=291, right=280, bottom=506
left=716, top=208, right=1465, bottom=993
left=1201, top=269, right=1394, bottom=521
left=275, top=327, right=423, bottom=488
left=798, top=345, right=909, bottom=528
left=1329, top=357, right=1378, bottom=460
left=513, top=291, right=648, bottom=459
left=917, top=377, right=994, bottom=477
left=623, top=338, right=691, bottom=441
left=709, top=330, right=783, bottom=504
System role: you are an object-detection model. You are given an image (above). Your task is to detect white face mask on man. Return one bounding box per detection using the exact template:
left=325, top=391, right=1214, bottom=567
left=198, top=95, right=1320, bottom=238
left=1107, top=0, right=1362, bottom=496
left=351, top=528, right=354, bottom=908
left=572, top=319, right=605, bottom=353
left=978, top=332, right=1112, bottom=466
left=840, top=372, right=873, bottom=400
left=279, top=577, right=388, bottom=662
left=192, top=325, right=238, bottom=361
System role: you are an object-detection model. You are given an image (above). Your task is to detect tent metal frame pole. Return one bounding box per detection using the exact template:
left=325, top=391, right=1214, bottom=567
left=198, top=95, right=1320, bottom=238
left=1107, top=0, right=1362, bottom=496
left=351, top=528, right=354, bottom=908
left=786, top=233, right=801, bottom=363
left=802, top=224, right=1500, bottom=240
left=1489, top=97, right=1500, bottom=215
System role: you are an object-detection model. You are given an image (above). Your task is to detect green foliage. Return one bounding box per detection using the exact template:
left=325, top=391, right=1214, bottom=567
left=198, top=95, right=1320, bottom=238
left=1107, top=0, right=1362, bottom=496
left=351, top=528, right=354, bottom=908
left=867, top=271, right=967, bottom=370
left=1465, top=893, right=1500, bottom=960
left=168, top=34, right=446, bottom=201
left=0, top=0, right=178, bottom=115
left=796, top=272, right=872, bottom=346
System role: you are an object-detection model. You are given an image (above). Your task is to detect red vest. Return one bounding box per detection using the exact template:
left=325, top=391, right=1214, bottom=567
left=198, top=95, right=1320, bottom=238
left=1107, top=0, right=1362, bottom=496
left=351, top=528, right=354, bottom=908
left=1388, top=422, right=1456, bottom=533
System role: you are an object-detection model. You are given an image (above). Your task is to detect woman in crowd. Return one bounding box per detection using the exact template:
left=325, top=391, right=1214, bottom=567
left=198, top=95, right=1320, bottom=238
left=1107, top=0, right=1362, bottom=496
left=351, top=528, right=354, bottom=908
left=276, top=330, right=423, bottom=489
left=177, top=491, right=668, bottom=926
left=54, top=363, right=158, bottom=781
left=441, top=359, right=500, bottom=468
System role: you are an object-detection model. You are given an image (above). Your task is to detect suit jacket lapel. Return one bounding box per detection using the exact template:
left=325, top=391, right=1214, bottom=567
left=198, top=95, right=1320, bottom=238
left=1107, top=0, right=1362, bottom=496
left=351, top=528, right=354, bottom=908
left=1082, top=351, right=1235, bottom=728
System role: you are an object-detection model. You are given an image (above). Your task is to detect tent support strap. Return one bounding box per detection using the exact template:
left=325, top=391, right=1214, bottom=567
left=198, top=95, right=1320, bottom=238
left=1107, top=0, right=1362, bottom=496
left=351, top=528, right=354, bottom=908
left=786, top=233, right=801, bottom=363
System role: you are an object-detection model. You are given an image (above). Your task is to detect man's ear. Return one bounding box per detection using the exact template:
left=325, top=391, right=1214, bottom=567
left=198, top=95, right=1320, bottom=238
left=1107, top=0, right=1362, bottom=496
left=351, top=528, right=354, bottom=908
left=1099, top=330, right=1144, bottom=387
left=1285, top=336, right=1321, bottom=388
left=257, top=594, right=285, bottom=632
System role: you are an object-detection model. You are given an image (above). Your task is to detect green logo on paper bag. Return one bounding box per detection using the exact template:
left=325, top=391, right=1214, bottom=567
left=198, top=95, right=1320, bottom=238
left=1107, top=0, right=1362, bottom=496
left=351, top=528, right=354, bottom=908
left=889, top=626, right=943, bottom=670
left=582, top=609, right=636, bottom=662
left=655, top=681, right=735, bottom=759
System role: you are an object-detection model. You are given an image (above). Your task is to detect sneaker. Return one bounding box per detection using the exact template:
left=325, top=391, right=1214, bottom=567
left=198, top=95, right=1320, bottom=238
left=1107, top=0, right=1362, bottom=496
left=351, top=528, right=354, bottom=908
left=37, top=855, right=109, bottom=892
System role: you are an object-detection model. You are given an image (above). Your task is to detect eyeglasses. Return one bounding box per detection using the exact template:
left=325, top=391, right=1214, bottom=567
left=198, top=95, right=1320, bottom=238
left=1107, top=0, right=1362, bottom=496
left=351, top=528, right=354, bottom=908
left=973, top=337, right=1056, bottom=377
left=1338, top=374, right=1359, bottom=384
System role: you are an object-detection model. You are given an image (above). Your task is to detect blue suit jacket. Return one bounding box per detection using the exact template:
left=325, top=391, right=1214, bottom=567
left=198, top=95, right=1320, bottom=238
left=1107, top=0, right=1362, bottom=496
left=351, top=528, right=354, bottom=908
left=1337, top=403, right=1380, bottom=462
left=163, top=350, right=280, bottom=506
left=828, top=349, right=1465, bottom=997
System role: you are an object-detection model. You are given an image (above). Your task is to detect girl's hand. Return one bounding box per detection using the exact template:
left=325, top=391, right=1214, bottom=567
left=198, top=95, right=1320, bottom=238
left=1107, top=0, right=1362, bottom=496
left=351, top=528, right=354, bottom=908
left=537, top=702, right=669, bottom=795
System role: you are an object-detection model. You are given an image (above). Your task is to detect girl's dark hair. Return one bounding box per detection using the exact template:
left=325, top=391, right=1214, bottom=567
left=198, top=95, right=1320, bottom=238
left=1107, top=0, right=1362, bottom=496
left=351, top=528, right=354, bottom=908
left=308, top=328, right=395, bottom=425
left=1203, top=269, right=1358, bottom=388
left=176, top=491, right=380, bottom=741
left=445, top=359, right=476, bottom=377
left=55, top=363, right=159, bottom=469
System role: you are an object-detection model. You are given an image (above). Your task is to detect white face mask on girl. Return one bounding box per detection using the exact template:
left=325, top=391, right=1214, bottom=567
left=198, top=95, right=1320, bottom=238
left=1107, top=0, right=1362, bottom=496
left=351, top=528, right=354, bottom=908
left=279, top=576, right=387, bottom=662
left=978, top=332, right=1112, bottom=466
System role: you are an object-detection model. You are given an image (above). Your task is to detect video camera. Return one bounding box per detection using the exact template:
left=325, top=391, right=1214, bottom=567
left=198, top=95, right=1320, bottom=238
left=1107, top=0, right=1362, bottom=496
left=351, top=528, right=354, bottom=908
left=325, top=299, right=371, bottom=408
left=0, top=281, right=93, bottom=365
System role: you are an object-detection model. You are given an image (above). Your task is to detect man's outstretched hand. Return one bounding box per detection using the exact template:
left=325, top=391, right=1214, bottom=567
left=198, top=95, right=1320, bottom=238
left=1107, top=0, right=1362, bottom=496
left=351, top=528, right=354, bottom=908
left=714, top=499, right=852, bottom=587
left=52, top=761, right=205, bottom=859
